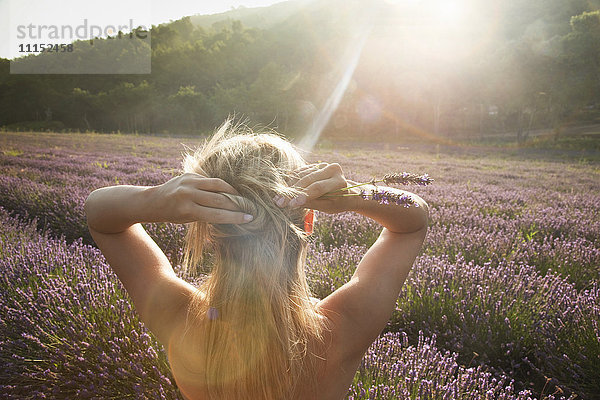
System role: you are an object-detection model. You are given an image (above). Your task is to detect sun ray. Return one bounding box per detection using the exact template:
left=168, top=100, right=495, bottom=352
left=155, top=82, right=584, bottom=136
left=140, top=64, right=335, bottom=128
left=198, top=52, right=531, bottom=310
left=298, top=7, right=377, bottom=152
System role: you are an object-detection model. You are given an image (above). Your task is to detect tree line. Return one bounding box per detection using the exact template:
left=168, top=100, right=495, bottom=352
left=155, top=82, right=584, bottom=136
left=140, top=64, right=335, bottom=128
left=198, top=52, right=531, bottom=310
left=0, top=0, right=599, bottom=141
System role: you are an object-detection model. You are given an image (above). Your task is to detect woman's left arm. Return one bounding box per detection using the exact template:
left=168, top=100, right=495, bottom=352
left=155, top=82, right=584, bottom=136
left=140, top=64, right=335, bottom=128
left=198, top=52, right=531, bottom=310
left=84, top=173, right=252, bottom=344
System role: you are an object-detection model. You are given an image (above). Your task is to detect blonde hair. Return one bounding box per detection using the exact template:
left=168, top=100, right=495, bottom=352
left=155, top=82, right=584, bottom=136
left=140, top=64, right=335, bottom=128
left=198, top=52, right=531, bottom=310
left=178, top=119, right=332, bottom=399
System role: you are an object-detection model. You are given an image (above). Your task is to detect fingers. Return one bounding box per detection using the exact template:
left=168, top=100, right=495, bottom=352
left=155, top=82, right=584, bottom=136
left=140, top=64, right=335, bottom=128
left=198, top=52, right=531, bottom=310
left=189, top=203, right=253, bottom=224
left=275, top=163, right=326, bottom=206
left=192, top=190, right=242, bottom=212
left=286, top=163, right=327, bottom=185
left=300, top=175, right=346, bottom=200
left=277, top=163, right=345, bottom=208
left=293, top=163, right=342, bottom=192
left=295, top=162, right=327, bottom=175
left=185, top=173, right=240, bottom=196
left=181, top=173, right=248, bottom=217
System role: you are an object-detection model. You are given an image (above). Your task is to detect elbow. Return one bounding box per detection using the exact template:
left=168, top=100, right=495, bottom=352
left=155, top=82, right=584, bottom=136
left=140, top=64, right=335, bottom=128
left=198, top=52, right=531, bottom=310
left=83, top=190, right=98, bottom=228
left=424, top=201, right=430, bottom=224
left=418, top=199, right=430, bottom=230
left=83, top=191, right=93, bottom=217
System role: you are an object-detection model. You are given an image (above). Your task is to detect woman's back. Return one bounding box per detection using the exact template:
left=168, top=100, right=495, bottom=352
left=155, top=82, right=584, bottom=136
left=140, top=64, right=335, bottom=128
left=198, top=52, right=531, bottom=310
left=167, top=218, right=429, bottom=400
left=167, top=305, right=357, bottom=400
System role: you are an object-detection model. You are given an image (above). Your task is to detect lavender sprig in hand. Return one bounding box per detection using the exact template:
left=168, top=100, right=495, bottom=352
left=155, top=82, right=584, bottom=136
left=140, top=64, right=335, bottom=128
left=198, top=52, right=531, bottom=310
left=321, top=171, right=433, bottom=208
left=359, top=188, right=418, bottom=208
left=379, top=172, right=433, bottom=187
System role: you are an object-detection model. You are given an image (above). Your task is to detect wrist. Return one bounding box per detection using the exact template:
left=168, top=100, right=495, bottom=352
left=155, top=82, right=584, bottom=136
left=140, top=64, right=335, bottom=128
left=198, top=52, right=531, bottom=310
left=345, top=183, right=378, bottom=213
left=85, top=185, right=157, bottom=233
left=133, top=185, right=165, bottom=223
left=343, top=185, right=367, bottom=213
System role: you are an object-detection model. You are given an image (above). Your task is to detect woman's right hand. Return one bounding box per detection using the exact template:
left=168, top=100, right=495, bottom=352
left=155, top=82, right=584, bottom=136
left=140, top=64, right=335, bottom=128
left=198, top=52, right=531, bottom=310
left=152, top=172, right=253, bottom=224
left=274, top=162, right=358, bottom=214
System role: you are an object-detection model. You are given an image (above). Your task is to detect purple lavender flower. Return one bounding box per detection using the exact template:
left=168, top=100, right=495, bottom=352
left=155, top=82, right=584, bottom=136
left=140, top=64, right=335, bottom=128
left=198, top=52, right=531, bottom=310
left=380, top=172, right=434, bottom=186
left=323, top=171, right=432, bottom=209
left=362, top=189, right=417, bottom=207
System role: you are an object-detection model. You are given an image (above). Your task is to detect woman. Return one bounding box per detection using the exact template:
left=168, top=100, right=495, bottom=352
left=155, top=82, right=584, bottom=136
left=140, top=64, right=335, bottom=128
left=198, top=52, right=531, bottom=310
left=84, top=120, right=429, bottom=400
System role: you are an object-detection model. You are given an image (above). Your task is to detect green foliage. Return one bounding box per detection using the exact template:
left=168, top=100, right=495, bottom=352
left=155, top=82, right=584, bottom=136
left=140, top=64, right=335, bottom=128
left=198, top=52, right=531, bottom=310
left=570, top=10, right=600, bottom=34
left=2, top=1, right=600, bottom=138
left=1, top=120, right=66, bottom=131
left=2, top=149, right=24, bottom=157
left=561, top=10, right=600, bottom=107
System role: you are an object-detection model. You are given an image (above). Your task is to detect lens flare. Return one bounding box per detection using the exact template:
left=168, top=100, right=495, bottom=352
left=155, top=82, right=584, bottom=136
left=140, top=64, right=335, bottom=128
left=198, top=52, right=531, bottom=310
left=298, top=8, right=377, bottom=152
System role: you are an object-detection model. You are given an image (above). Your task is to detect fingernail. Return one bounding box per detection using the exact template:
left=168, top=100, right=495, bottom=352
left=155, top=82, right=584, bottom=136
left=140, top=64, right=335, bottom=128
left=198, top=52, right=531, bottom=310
left=296, top=194, right=307, bottom=206
left=243, top=214, right=254, bottom=222
left=290, top=194, right=306, bottom=208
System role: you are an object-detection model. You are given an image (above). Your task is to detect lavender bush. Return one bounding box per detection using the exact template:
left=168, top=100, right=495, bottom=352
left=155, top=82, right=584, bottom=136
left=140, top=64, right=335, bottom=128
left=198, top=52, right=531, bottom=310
left=0, top=131, right=598, bottom=399
left=392, top=254, right=600, bottom=397
left=0, top=208, right=180, bottom=399
left=348, top=331, right=575, bottom=400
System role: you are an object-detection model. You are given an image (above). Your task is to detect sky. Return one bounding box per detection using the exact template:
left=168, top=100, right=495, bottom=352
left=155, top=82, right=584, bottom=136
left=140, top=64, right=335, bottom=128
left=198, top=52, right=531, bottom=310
left=0, top=0, right=285, bottom=60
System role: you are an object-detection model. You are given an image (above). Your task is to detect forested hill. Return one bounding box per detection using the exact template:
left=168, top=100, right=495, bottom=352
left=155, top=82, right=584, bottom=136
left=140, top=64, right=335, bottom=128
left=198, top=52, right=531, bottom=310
left=1, top=0, right=599, bottom=139
left=189, top=0, right=313, bottom=29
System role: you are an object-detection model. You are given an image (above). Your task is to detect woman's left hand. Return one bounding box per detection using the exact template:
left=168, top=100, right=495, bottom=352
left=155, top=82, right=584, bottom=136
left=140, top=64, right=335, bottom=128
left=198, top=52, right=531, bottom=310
left=151, top=172, right=254, bottom=224
left=275, top=162, right=357, bottom=214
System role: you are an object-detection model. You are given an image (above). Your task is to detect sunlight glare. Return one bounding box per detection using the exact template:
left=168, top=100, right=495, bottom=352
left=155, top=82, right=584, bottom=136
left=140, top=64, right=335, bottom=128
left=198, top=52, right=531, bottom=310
left=384, top=0, right=421, bottom=4
left=298, top=13, right=375, bottom=152
left=436, top=0, right=465, bottom=25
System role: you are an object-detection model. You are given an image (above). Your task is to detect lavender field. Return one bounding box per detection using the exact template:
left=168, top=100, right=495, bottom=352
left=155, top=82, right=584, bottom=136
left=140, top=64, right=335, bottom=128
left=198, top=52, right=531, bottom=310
left=1, top=131, right=599, bottom=399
